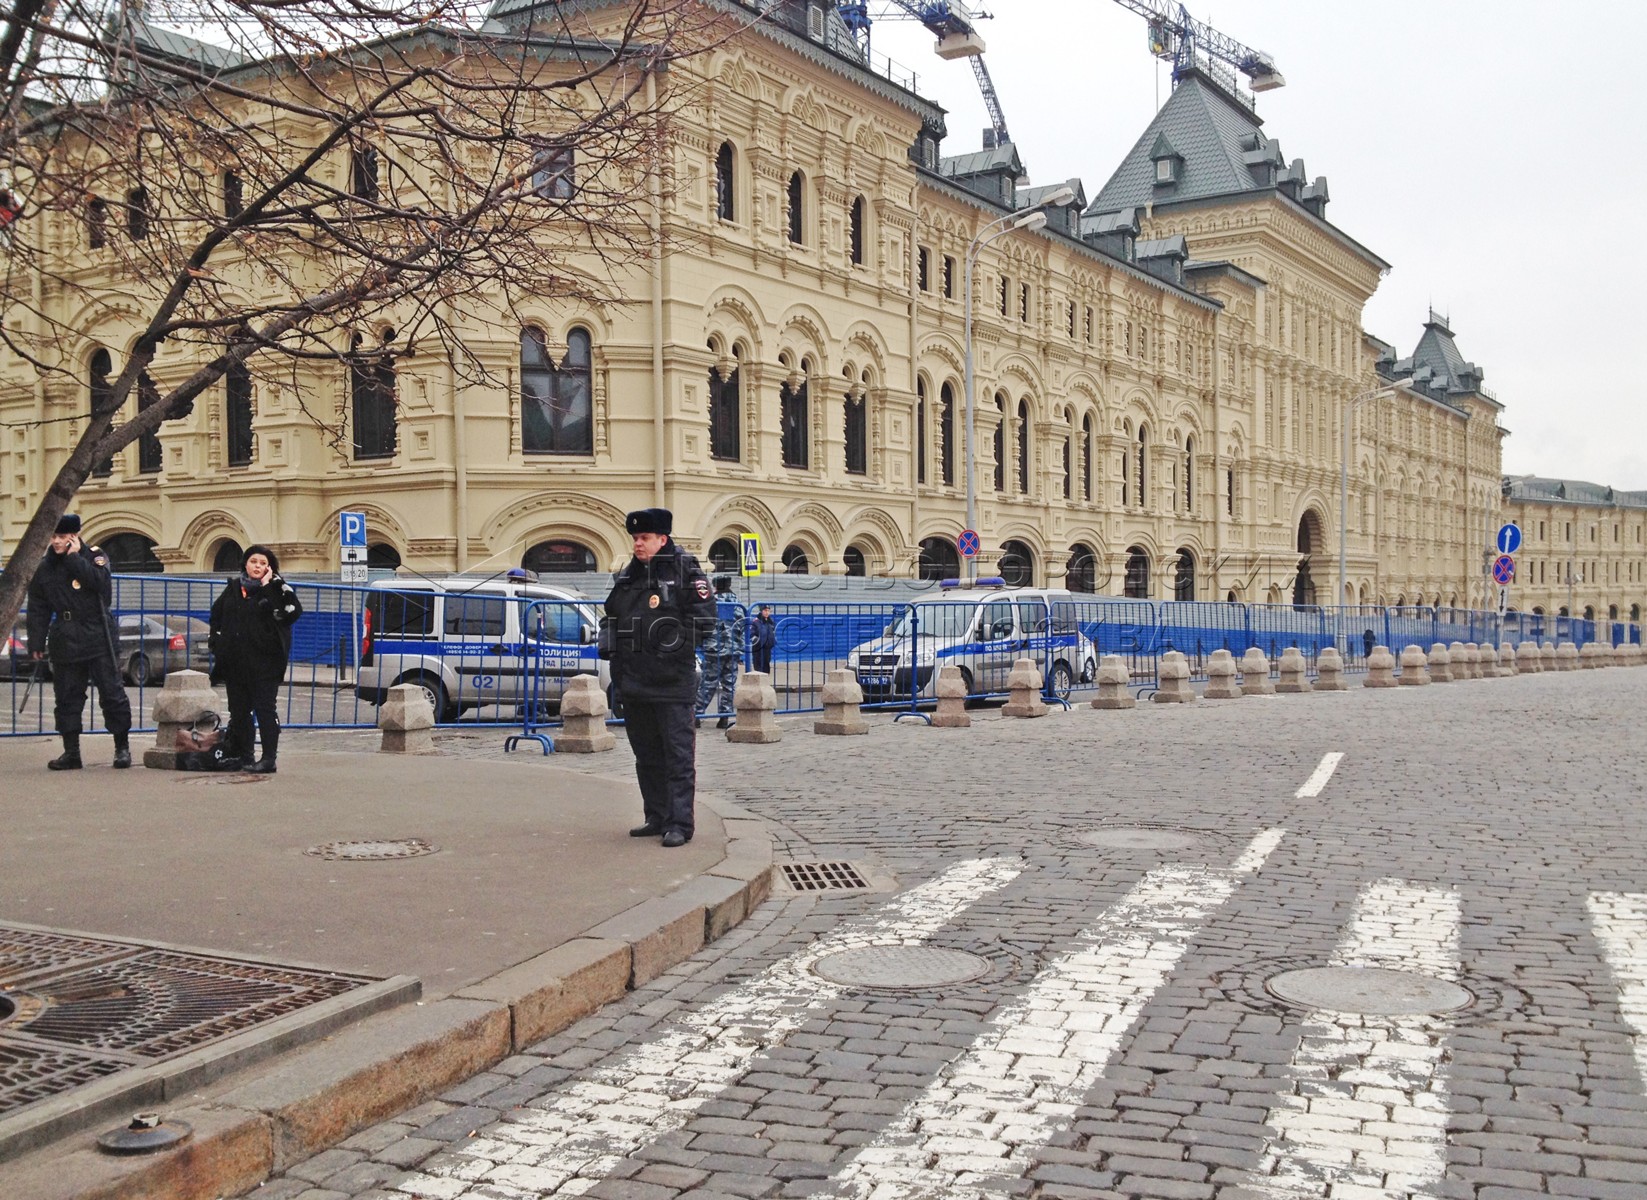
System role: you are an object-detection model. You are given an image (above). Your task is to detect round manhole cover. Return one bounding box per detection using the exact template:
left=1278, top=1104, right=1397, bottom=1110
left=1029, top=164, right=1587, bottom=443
left=1266, top=966, right=1473, bottom=1015
left=1081, top=827, right=1204, bottom=851
left=304, top=839, right=437, bottom=861
left=0, top=992, right=14, bottom=1025
left=810, top=946, right=990, bottom=990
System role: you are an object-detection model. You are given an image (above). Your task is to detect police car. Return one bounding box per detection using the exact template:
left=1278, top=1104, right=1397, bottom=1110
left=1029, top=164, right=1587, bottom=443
left=355, top=571, right=609, bottom=721
left=847, top=579, right=1098, bottom=702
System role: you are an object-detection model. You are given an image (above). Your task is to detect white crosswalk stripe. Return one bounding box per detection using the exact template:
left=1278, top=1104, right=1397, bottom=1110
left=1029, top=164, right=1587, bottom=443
left=1247, top=879, right=1462, bottom=1200
left=1588, top=891, right=1647, bottom=1085
left=831, top=828, right=1286, bottom=1200
left=394, top=857, right=1023, bottom=1200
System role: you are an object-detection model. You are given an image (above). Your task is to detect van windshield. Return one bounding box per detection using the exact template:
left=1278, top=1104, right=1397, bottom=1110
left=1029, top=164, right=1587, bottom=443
left=886, top=602, right=978, bottom=639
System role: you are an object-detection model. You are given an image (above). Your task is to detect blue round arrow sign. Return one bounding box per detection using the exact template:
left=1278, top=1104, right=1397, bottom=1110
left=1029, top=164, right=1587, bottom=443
left=1496, top=523, right=1522, bottom=555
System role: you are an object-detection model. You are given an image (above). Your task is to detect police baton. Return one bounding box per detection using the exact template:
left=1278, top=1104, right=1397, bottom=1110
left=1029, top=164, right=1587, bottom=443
left=16, top=657, right=40, bottom=714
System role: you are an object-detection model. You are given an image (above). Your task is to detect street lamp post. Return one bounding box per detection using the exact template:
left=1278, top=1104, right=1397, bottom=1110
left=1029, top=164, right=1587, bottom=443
left=963, top=187, right=1075, bottom=582
left=1338, top=382, right=1407, bottom=643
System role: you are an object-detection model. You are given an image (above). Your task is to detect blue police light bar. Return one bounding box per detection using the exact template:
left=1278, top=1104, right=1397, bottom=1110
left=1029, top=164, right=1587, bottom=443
left=939, top=576, right=1006, bottom=589
left=505, top=567, right=538, bottom=582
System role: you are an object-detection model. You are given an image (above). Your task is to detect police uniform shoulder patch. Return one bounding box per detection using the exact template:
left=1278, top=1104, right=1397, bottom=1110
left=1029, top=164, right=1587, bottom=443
left=693, top=578, right=712, bottom=600
left=93, top=555, right=108, bottom=567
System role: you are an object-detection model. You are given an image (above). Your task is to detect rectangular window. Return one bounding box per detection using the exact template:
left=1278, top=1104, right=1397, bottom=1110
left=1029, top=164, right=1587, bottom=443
left=223, top=171, right=243, bottom=218
left=136, top=373, right=161, bottom=474
left=531, top=144, right=575, bottom=201
left=444, top=595, right=506, bottom=638
left=226, top=360, right=254, bottom=467
left=942, top=255, right=956, bottom=299
left=917, top=246, right=930, bottom=291
left=1019, top=283, right=1030, bottom=323
left=367, top=590, right=434, bottom=639
left=1084, top=306, right=1093, bottom=344
left=350, top=355, right=397, bottom=461
left=998, top=275, right=1008, bottom=316
left=1066, top=301, right=1076, bottom=338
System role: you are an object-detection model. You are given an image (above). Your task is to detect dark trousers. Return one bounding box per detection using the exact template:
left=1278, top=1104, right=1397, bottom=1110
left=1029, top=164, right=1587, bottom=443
left=622, top=698, right=696, bottom=836
left=752, top=646, right=773, bottom=673
left=53, top=654, right=132, bottom=738
left=225, top=676, right=281, bottom=760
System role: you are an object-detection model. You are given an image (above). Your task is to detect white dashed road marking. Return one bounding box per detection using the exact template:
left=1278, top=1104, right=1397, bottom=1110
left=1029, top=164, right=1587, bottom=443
left=396, top=857, right=1023, bottom=1199
left=1248, top=878, right=1462, bottom=1200
left=1294, top=751, right=1345, bottom=799
left=832, top=829, right=1286, bottom=1200
left=1588, top=892, right=1647, bottom=1084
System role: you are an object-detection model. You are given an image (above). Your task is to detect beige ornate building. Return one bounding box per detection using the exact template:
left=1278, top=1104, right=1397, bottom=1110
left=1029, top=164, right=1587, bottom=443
left=1, top=0, right=1639, bottom=621
left=1502, top=478, right=1647, bottom=628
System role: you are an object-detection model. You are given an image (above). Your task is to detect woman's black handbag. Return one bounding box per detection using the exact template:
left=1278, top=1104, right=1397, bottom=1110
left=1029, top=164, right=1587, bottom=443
left=174, top=711, right=243, bottom=772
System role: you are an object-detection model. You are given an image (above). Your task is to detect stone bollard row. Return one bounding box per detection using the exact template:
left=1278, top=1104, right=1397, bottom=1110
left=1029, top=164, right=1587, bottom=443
left=727, top=672, right=782, bottom=743
left=1152, top=651, right=1197, bottom=703
left=932, top=664, right=971, bottom=727
left=378, top=683, right=437, bottom=753
left=1427, top=643, right=1453, bottom=683
left=555, top=675, right=614, bottom=753
left=1002, top=657, right=1049, bottom=718
left=1204, top=649, right=1242, bottom=699
left=1364, top=645, right=1398, bottom=687
left=1275, top=647, right=1312, bottom=694
left=1089, top=655, right=1136, bottom=710
left=815, top=668, right=868, bottom=735
left=1315, top=647, right=1347, bottom=690
left=1399, top=645, right=1431, bottom=685
left=1240, top=648, right=1275, bottom=696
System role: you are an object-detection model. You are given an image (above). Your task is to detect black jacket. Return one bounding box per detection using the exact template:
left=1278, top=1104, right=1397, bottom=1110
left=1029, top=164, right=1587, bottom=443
left=601, top=543, right=716, bottom=703
left=209, top=575, right=304, bottom=684
left=26, top=544, right=118, bottom=664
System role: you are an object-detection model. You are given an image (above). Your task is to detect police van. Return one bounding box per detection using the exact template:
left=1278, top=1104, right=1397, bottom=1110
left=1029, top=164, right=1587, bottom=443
left=846, top=579, right=1098, bottom=702
left=355, top=571, right=608, bottom=721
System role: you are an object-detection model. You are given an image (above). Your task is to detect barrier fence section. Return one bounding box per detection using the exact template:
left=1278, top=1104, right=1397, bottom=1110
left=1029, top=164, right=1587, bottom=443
left=5, top=575, right=1643, bottom=740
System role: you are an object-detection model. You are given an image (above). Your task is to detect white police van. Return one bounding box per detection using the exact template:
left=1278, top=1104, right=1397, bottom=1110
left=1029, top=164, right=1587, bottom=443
left=355, top=571, right=608, bottom=721
left=847, top=579, right=1097, bottom=702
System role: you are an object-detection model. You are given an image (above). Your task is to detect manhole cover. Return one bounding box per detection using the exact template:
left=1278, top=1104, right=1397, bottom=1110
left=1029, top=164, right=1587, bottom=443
left=0, top=993, right=14, bottom=1025
left=1266, top=966, right=1474, bottom=1016
left=810, top=946, right=990, bottom=990
left=181, top=774, right=270, bottom=786
left=304, top=839, right=437, bottom=862
left=780, top=862, right=870, bottom=891
left=1081, top=827, right=1203, bottom=851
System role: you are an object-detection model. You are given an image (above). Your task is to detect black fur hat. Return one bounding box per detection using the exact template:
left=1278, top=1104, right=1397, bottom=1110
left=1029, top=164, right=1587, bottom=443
left=242, top=543, right=281, bottom=573
left=55, top=513, right=81, bottom=535
left=625, top=508, right=673, bottom=536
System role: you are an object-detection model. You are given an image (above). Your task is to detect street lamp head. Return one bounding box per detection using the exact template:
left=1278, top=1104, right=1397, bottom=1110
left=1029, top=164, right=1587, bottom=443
left=1038, top=185, right=1077, bottom=208
left=1012, top=210, right=1048, bottom=233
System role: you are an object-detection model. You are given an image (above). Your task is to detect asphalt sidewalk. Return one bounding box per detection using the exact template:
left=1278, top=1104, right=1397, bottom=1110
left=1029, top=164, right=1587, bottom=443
left=0, top=733, right=774, bottom=1200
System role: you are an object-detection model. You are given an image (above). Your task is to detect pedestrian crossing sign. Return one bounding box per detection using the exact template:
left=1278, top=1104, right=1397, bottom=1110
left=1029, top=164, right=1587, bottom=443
left=740, top=533, right=761, bottom=577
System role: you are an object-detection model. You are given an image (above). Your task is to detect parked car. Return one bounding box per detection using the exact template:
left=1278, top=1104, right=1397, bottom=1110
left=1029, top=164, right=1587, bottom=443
left=3, top=622, right=42, bottom=680
left=115, top=614, right=212, bottom=685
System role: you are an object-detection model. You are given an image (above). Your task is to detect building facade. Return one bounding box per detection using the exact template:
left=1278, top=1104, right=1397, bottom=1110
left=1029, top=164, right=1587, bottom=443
left=1, top=0, right=1641, bottom=621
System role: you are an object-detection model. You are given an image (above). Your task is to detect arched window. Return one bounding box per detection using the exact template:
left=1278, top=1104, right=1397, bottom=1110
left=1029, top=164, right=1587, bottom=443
left=223, top=170, right=243, bottom=218
left=1609, top=604, right=1619, bottom=621
left=843, top=545, right=866, bottom=576
left=126, top=186, right=150, bottom=239
left=101, top=533, right=163, bottom=573
left=1017, top=400, right=1030, bottom=495
left=89, top=348, right=113, bottom=477
left=844, top=389, right=867, bottom=475
left=136, top=371, right=162, bottom=474
left=1123, top=546, right=1150, bottom=598
left=787, top=171, right=804, bottom=244
left=781, top=544, right=809, bottom=574
left=715, top=142, right=735, bottom=221
left=1631, top=603, right=1640, bottom=623
left=211, top=539, right=244, bottom=572
left=87, top=196, right=107, bottom=248
left=225, top=357, right=253, bottom=467
left=523, top=540, right=596, bottom=573
left=1184, top=437, right=1194, bottom=511
left=780, top=373, right=808, bottom=468
left=1062, top=428, right=1071, bottom=500
left=849, top=196, right=865, bottom=265
left=1174, top=547, right=1196, bottom=602
left=350, top=144, right=379, bottom=201
left=918, top=536, right=959, bottom=581
left=1135, top=425, right=1148, bottom=509
left=521, top=326, right=593, bottom=455
left=939, top=383, right=955, bottom=486
left=1227, top=467, right=1236, bottom=517
left=708, top=350, right=740, bottom=462
left=916, top=379, right=927, bottom=486
left=707, top=538, right=740, bottom=573
left=1065, top=543, right=1097, bottom=593
left=350, top=333, right=397, bottom=461
left=999, top=540, right=1034, bottom=587
left=367, top=543, right=401, bottom=570
left=993, top=394, right=1005, bottom=492
left=1081, top=414, right=1093, bottom=502
left=1584, top=606, right=1596, bottom=622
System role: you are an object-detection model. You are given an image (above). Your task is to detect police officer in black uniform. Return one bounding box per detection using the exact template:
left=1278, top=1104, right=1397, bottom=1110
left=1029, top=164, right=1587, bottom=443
left=26, top=514, right=133, bottom=770
left=601, top=508, right=716, bottom=848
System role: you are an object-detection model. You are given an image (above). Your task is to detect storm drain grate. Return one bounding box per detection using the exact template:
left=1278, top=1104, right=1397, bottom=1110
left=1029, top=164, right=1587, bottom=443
left=780, top=862, right=871, bottom=892
left=0, top=1043, right=128, bottom=1117
left=305, top=838, right=437, bottom=861
left=0, top=928, right=138, bottom=989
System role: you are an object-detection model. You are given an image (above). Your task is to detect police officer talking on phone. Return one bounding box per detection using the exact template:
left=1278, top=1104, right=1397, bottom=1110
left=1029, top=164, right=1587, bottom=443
left=25, top=513, right=133, bottom=769
left=601, top=508, right=716, bottom=848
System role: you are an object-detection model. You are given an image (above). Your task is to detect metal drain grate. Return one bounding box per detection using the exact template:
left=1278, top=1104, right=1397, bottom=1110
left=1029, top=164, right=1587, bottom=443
left=0, top=1043, right=128, bottom=1117
left=0, top=928, right=138, bottom=988
left=305, top=838, right=437, bottom=861
left=780, top=862, right=870, bottom=891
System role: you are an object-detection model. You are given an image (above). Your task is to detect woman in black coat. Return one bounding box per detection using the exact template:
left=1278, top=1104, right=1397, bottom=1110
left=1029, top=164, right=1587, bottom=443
left=209, top=544, right=303, bottom=773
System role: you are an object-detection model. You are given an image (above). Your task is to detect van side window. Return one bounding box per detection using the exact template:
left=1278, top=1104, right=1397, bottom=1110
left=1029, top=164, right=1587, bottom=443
left=1048, top=601, right=1078, bottom=635
left=1017, top=599, right=1047, bottom=634
left=445, top=595, right=506, bottom=637
left=983, top=601, right=1014, bottom=639
left=369, top=590, right=435, bottom=636
left=526, top=602, right=585, bottom=643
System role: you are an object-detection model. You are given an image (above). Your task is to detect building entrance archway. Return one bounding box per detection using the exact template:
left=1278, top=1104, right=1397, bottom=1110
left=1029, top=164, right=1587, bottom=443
left=1293, top=509, right=1325, bottom=607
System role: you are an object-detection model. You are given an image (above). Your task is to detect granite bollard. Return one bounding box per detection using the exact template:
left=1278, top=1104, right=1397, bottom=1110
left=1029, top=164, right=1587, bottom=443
left=1399, top=644, right=1431, bottom=685
left=1204, top=649, right=1242, bottom=699
left=726, top=671, right=781, bottom=743
left=1275, top=647, right=1312, bottom=694
left=555, top=674, right=615, bottom=753
left=1240, top=648, right=1275, bottom=696
left=1315, top=646, right=1347, bottom=691
left=815, top=668, right=869, bottom=735
left=1152, top=650, right=1197, bottom=703
left=1363, top=645, right=1398, bottom=687
left=143, top=669, right=218, bottom=769
left=1002, top=657, right=1049, bottom=718
left=1427, top=643, right=1453, bottom=683
left=931, top=664, right=971, bottom=727
left=1089, top=655, right=1136, bottom=710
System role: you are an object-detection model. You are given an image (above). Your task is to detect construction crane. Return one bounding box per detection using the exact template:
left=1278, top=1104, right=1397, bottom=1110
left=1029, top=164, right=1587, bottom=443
left=836, top=2, right=1013, bottom=146
left=1112, top=0, right=1284, bottom=93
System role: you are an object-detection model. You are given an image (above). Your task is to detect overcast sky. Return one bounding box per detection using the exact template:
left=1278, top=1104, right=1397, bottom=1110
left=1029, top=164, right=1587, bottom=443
left=867, top=0, right=1646, bottom=489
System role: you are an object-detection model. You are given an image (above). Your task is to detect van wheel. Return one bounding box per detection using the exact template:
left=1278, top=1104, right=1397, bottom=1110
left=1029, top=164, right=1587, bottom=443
left=398, top=673, right=455, bottom=722
left=1050, top=661, right=1075, bottom=702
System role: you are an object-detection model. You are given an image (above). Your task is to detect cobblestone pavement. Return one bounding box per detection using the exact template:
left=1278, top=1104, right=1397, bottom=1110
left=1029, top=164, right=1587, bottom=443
left=273, top=668, right=1647, bottom=1200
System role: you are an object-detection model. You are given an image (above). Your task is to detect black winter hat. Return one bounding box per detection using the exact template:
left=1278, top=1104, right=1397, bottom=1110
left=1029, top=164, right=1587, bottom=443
left=55, top=513, right=81, bottom=534
left=625, top=508, right=673, bottom=536
left=712, top=575, right=733, bottom=594
left=241, top=543, right=281, bottom=573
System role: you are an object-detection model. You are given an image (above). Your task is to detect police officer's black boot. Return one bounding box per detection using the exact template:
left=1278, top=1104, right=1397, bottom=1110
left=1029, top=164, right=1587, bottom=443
left=112, top=732, right=132, bottom=769
left=47, top=733, right=82, bottom=771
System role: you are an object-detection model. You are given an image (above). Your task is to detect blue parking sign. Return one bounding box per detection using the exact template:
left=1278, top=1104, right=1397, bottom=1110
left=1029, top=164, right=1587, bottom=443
left=340, top=511, right=367, bottom=547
